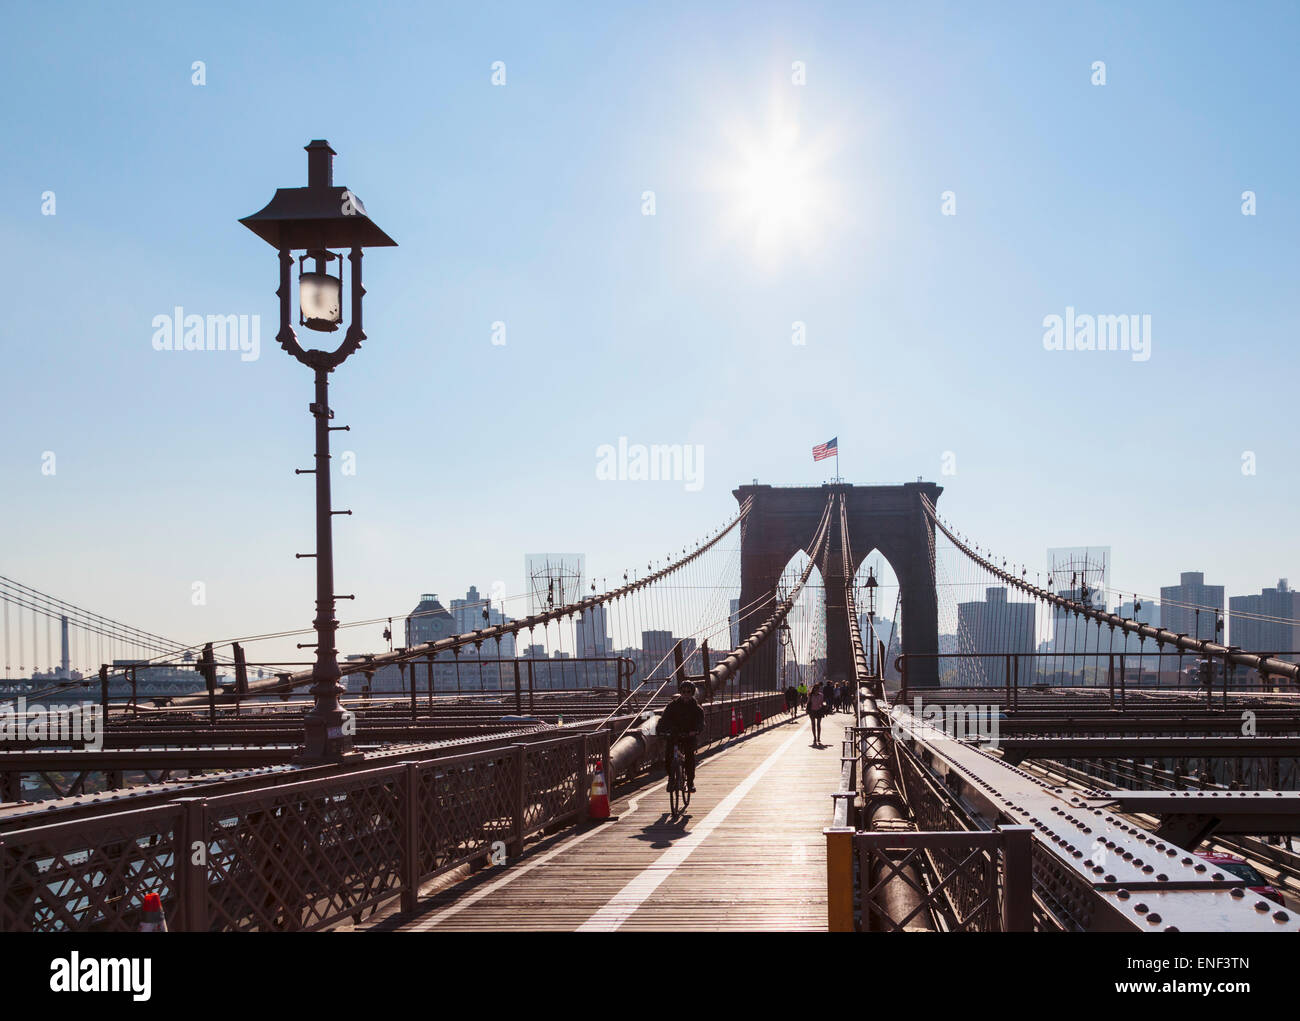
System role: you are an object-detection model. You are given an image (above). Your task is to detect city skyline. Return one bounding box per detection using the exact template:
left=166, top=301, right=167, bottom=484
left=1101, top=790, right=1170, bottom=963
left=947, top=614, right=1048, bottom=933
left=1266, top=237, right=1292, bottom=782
left=8, top=550, right=1300, bottom=678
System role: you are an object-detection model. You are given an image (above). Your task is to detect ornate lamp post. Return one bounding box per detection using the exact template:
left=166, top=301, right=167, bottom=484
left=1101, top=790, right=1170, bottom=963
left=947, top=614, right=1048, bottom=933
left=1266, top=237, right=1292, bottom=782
left=864, top=567, right=878, bottom=675
left=240, top=140, right=396, bottom=761
left=779, top=618, right=792, bottom=690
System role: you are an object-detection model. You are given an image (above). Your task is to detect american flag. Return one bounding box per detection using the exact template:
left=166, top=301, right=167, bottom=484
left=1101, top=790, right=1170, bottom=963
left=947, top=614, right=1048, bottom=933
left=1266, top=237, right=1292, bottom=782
left=812, top=437, right=837, bottom=462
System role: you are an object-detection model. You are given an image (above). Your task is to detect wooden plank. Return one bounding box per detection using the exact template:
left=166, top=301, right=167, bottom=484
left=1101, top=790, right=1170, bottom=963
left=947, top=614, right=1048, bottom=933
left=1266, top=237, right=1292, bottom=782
left=395, top=711, right=853, bottom=932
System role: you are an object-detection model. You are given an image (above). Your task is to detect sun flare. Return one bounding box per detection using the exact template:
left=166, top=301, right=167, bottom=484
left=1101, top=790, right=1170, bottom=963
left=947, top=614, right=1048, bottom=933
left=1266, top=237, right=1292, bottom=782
left=709, top=109, right=840, bottom=268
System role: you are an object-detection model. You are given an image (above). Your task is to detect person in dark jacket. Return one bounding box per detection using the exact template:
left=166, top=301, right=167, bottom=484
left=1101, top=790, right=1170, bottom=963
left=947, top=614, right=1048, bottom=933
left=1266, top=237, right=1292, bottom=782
left=807, top=682, right=826, bottom=746
left=659, top=680, right=706, bottom=792
left=784, top=683, right=799, bottom=717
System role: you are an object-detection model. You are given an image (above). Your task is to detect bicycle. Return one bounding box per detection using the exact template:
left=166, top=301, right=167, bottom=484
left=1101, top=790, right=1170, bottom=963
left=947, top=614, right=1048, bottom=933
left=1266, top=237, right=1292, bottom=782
left=665, top=731, right=697, bottom=816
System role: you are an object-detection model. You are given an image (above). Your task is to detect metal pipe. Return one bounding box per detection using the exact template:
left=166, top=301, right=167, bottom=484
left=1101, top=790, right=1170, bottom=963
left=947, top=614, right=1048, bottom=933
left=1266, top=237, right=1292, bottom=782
left=840, top=494, right=934, bottom=931
left=607, top=714, right=658, bottom=778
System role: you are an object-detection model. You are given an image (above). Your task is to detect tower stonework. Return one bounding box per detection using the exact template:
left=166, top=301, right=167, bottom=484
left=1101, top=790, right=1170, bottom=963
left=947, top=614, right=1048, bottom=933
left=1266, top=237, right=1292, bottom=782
left=733, top=482, right=942, bottom=691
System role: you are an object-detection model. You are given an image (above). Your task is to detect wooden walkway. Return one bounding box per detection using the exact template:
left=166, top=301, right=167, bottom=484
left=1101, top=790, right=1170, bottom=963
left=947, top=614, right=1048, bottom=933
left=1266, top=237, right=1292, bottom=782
left=386, top=710, right=852, bottom=932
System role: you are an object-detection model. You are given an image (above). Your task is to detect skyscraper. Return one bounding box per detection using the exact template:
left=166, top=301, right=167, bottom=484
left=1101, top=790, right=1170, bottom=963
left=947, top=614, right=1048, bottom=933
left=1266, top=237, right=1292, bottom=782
left=577, top=603, right=611, bottom=658
left=405, top=594, right=457, bottom=647
left=640, top=629, right=674, bottom=681
left=1117, top=598, right=1160, bottom=628
left=956, top=587, right=1036, bottom=687
left=449, top=585, right=516, bottom=658
left=1159, top=572, right=1224, bottom=642
left=1229, top=580, right=1300, bottom=662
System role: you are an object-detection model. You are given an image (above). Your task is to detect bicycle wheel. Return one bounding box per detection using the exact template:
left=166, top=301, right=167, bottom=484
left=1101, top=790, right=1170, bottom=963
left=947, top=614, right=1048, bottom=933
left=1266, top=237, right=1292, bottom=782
left=669, top=761, right=682, bottom=816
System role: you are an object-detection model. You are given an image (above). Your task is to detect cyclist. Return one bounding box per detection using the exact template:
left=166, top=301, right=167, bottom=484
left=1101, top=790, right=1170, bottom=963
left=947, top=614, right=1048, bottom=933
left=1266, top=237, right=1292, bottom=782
left=659, top=679, right=705, bottom=793
left=797, top=681, right=808, bottom=709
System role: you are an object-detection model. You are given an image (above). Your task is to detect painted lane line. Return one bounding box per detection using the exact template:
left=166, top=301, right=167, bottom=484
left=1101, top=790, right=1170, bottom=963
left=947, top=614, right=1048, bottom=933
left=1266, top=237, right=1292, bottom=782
left=410, top=722, right=791, bottom=929
left=577, top=723, right=807, bottom=932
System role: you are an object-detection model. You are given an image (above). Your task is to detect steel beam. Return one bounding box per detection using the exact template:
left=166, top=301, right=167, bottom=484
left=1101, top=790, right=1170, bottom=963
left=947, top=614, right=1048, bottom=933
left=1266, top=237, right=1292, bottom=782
left=891, top=708, right=1300, bottom=931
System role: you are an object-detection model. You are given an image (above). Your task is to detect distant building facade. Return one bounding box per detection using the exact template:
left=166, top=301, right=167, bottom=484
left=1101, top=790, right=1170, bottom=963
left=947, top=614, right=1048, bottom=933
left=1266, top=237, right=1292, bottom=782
left=956, top=587, right=1036, bottom=687
left=1230, top=579, right=1300, bottom=663
left=448, top=586, right=516, bottom=658
left=1159, top=572, right=1224, bottom=642
left=577, top=604, right=611, bottom=658
left=1117, top=598, right=1160, bottom=629
left=405, top=593, right=458, bottom=647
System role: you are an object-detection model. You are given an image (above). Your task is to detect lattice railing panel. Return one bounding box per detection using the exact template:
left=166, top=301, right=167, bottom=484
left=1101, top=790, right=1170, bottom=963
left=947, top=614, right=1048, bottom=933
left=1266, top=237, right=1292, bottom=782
left=856, top=832, right=1010, bottom=933
left=0, top=804, right=183, bottom=932
left=417, top=752, right=516, bottom=879
left=203, top=768, right=405, bottom=932
left=2, top=729, right=620, bottom=931
left=522, top=741, right=580, bottom=832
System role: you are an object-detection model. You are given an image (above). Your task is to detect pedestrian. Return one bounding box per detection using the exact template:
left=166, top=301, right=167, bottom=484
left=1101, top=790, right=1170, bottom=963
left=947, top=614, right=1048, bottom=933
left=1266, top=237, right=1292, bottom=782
left=807, top=682, right=825, bottom=746
left=797, top=680, right=808, bottom=709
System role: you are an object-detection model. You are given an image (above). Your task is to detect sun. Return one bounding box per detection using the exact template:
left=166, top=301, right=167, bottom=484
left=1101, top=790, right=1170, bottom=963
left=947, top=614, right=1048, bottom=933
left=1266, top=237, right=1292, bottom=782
left=708, top=107, right=840, bottom=268
left=734, top=128, right=810, bottom=247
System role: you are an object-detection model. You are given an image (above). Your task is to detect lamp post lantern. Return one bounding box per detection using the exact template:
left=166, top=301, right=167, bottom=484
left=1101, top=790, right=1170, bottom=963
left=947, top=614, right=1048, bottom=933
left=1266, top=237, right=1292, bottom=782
left=240, top=140, right=396, bottom=762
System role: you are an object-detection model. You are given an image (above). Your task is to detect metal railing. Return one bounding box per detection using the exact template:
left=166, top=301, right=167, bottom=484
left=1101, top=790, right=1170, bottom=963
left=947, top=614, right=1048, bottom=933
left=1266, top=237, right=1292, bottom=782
left=825, top=723, right=1037, bottom=933
left=0, top=729, right=609, bottom=932
left=852, top=828, right=1033, bottom=932
left=897, top=651, right=1300, bottom=707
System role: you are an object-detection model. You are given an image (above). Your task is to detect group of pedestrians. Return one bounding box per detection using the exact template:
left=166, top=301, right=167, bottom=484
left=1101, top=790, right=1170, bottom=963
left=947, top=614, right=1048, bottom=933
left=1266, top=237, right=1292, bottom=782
left=784, top=679, right=854, bottom=747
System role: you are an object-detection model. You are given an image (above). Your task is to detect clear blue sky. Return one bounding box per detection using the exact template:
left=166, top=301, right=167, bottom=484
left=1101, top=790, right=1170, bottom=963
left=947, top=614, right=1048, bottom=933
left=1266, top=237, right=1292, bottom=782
left=1, top=1, right=1297, bottom=666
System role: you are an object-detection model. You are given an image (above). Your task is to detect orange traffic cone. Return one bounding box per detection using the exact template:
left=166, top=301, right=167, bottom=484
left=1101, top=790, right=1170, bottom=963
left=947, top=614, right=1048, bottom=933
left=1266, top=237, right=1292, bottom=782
left=140, top=892, right=168, bottom=932
left=729, top=707, right=740, bottom=736
left=588, top=769, right=611, bottom=820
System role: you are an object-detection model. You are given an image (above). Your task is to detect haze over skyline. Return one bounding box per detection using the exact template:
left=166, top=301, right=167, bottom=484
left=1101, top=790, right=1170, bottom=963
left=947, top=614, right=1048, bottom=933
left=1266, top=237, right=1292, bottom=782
left=2, top=1, right=1298, bottom=665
